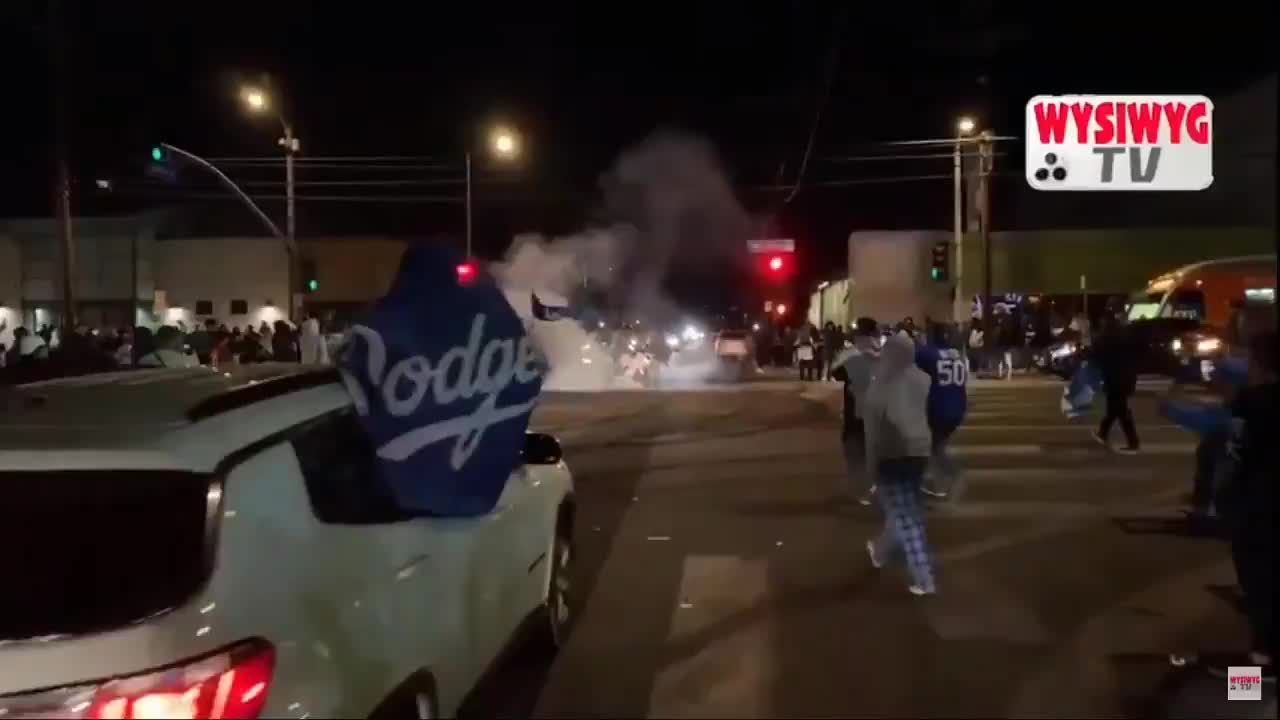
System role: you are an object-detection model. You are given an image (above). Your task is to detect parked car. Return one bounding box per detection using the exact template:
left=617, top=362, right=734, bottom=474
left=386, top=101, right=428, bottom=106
left=0, top=364, right=575, bottom=719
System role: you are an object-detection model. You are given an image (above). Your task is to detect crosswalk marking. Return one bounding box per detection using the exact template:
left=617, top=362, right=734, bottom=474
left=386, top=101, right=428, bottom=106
left=960, top=467, right=1167, bottom=483
left=959, top=423, right=1181, bottom=432
left=951, top=444, right=1043, bottom=456
left=650, top=555, right=771, bottom=718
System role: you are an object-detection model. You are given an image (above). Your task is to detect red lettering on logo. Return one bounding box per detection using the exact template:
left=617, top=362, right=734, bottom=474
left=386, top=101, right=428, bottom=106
left=1034, top=103, right=1071, bottom=144
left=1126, top=103, right=1162, bottom=144
left=1186, top=102, right=1211, bottom=144
left=1068, top=103, right=1094, bottom=144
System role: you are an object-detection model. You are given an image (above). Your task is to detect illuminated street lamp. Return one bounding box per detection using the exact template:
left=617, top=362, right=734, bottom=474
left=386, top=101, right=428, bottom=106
left=241, top=83, right=301, bottom=320
left=956, top=116, right=976, bottom=136
left=466, top=124, right=522, bottom=258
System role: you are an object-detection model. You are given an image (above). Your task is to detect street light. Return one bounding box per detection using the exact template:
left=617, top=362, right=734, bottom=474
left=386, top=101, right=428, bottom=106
left=465, top=124, right=522, bottom=259
left=956, top=116, right=976, bottom=136
left=241, top=84, right=301, bottom=321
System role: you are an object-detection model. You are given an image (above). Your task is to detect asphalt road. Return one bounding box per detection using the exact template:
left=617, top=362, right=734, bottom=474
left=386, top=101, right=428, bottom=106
left=478, top=374, right=1272, bottom=718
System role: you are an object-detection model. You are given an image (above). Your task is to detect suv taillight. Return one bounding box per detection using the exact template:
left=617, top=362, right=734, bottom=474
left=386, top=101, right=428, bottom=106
left=1, top=640, right=274, bottom=720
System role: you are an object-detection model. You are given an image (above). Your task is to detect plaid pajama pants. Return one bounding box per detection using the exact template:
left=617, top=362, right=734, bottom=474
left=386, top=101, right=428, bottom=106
left=873, top=458, right=937, bottom=592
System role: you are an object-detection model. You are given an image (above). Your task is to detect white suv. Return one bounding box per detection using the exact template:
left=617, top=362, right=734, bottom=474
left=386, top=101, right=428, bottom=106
left=0, top=364, right=575, bottom=719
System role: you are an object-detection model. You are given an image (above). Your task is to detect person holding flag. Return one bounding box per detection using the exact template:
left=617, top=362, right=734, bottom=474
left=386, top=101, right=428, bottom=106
left=916, top=321, right=969, bottom=501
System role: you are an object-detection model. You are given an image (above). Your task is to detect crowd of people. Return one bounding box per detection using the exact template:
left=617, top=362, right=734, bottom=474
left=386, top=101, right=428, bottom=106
left=1, top=316, right=335, bottom=385
left=826, top=304, right=1274, bottom=677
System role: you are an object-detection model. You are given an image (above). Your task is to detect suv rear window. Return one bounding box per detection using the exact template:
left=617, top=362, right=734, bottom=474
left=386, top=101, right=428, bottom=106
left=0, top=471, right=215, bottom=641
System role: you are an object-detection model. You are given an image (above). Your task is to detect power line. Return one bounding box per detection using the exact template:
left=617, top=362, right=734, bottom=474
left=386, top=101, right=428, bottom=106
left=106, top=188, right=463, bottom=204
left=748, top=170, right=1022, bottom=190
left=212, top=160, right=460, bottom=171
left=206, top=155, right=452, bottom=163
left=239, top=178, right=463, bottom=188
left=820, top=151, right=1009, bottom=163
left=781, top=7, right=848, bottom=204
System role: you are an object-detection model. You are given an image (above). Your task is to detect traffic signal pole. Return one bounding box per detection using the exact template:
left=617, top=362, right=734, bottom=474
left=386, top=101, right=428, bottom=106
left=979, top=131, right=995, bottom=337
left=952, top=136, right=964, bottom=325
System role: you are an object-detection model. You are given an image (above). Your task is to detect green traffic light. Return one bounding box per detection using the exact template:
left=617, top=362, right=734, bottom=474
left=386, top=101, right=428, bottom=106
left=307, top=279, right=319, bottom=292
left=151, top=147, right=165, bottom=162
left=931, top=267, right=943, bottom=281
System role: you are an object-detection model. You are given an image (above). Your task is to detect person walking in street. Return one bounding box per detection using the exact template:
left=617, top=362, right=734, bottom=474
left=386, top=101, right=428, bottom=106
left=795, top=330, right=816, bottom=381
left=832, top=317, right=880, bottom=506
left=916, top=322, right=969, bottom=501
left=1212, top=331, right=1276, bottom=677
left=1091, top=313, right=1141, bottom=454
left=863, top=330, right=936, bottom=595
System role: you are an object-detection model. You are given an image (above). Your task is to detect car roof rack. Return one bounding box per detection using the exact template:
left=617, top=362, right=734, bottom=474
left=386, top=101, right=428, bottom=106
left=186, top=368, right=343, bottom=422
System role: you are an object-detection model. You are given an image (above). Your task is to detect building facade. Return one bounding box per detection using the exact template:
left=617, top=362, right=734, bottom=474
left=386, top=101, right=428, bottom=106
left=0, top=215, right=414, bottom=339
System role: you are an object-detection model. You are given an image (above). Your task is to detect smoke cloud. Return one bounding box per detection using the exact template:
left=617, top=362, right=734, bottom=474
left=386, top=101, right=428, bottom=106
left=491, top=130, right=756, bottom=390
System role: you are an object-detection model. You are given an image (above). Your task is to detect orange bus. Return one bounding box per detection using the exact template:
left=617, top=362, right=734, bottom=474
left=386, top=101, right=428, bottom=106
left=1126, top=254, right=1276, bottom=331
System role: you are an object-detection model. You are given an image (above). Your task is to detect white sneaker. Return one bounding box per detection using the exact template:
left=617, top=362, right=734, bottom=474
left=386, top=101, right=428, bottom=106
left=865, top=540, right=882, bottom=569
left=908, top=585, right=936, bottom=596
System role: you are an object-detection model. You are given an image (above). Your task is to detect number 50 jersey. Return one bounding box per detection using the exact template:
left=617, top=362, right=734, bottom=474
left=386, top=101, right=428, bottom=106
left=916, top=344, right=968, bottom=423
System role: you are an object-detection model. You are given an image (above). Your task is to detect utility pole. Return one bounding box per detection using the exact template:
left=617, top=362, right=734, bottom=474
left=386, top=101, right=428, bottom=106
left=279, top=124, right=300, bottom=322
left=50, top=0, right=77, bottom=329
left=464, top=151, right=473, bottom=258
left=979, top=130, right=995, bottom=336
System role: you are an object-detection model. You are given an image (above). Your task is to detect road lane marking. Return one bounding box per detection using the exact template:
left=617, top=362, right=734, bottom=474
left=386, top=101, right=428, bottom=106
left=950, top=444, right=1042, bottom=456
left=923, top=570, right=1054, bottom=644
left=650, top=555, right=771, bottom=718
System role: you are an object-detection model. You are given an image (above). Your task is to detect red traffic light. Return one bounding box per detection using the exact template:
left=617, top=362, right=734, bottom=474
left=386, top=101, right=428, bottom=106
left=768, top=255, right=784, bottom=272
left=456, top=262, right=477, bottom=284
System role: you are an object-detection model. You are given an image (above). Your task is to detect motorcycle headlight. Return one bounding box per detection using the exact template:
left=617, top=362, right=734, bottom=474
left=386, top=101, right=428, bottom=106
left=1170, top=338, right=1182, bottom=352
left=1196, top=337, right=1222, bottom=354
left=1050, top=342, right=1075, bottom=359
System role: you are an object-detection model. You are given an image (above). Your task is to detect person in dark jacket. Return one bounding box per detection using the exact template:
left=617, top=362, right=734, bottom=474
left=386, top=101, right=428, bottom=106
left=1091, top=313, right=1141, bottom=454
left=272, top=320, right=299, bottom=362
left=1209, top=331, right=1277, bottom=675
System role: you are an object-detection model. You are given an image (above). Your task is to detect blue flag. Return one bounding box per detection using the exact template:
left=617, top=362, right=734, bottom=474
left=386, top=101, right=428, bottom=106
left=337, top=243, right=546, bottom=517
left=531, top=293, right=576, bottom=321
left=1061, top=361, right=1102, bottom=419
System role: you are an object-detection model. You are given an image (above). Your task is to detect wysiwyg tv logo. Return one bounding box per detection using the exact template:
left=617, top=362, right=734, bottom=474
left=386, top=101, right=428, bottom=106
left=1025, top=95, right=1214, bottom=191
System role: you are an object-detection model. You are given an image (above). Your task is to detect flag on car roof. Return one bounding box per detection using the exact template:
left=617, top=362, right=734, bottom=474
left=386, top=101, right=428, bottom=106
left=337, top=243, right=546, bottom=517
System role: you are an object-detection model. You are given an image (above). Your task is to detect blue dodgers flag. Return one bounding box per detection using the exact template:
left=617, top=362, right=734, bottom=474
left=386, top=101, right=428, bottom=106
left=531, top=293, right=576, bottom=322
left=1060, top=361, right=1102, bottom=419
left=337, top=243, right=546, bottom=517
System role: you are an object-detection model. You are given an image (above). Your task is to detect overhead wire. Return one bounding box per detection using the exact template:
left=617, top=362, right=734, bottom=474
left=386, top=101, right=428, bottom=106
left=780, top=7, right=848, bottom=205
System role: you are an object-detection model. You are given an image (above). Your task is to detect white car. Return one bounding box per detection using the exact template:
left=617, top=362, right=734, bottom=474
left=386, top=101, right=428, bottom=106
left=0, top=364, right=575, bottom=719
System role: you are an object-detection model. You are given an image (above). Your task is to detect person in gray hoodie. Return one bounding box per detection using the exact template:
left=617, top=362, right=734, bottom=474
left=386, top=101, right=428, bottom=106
left=863, top=330, right=937, bottom=596
left=832, top=317, right=880, bottom=505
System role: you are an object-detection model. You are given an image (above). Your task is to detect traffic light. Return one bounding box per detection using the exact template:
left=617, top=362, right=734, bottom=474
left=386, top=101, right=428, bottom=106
left=301, top=259, right=318, bottom=293
left=930, top=242, right=949, bottom=282
left=768, top=255, right=784, bottom=273
left=456, top=262, right=477, bottom=285
left=150, top=146, right=167, bottom=162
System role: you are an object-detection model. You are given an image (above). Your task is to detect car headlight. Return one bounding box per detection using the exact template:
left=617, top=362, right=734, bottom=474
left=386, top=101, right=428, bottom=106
left=665, top=334, right=679, bottom=348
left=1050, top=342, right=1075, bottom=359
left=1196, top=337, right=1222, bottom=354
left=1170, top=338, right=1182, bottom=352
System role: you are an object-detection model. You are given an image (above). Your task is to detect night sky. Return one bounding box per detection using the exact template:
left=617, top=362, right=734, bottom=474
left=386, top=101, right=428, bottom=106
left=7, top=3, right=1274, bottom=311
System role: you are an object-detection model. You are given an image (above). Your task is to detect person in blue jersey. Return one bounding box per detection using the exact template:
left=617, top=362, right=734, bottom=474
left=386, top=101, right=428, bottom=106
left=1161, top=303, right=1272, bottom=519
left=915, top=321, right=969, bottom=501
